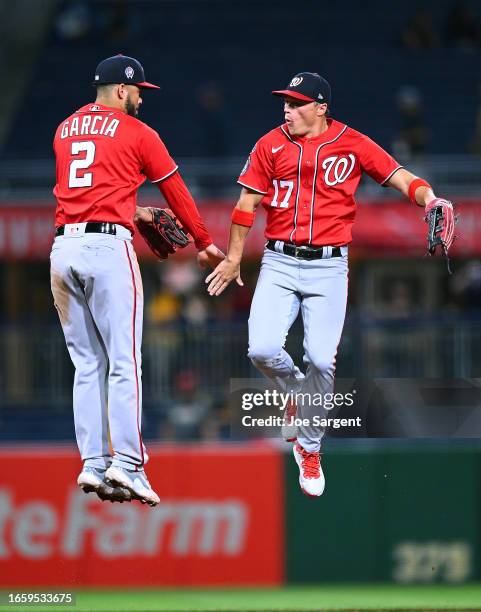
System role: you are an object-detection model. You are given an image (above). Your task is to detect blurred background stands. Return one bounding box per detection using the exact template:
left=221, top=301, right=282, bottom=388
left=0, top=0, right=480, bottom=442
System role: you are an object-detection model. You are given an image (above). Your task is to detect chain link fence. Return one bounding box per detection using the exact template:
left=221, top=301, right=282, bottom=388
left=0, top=317, right=480, bottom=410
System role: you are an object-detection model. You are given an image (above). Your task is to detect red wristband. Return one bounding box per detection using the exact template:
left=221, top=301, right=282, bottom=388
left=408, top=178, right=431, bottom=205
left=231, top=208, right=255, bottom=227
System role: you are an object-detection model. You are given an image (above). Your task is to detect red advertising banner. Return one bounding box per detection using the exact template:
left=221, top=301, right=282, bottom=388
left=0, top=204, right=256, bottom=260
left=0, top=444, right=283, bottom=587
left=0, top=198, right=475, bottom=259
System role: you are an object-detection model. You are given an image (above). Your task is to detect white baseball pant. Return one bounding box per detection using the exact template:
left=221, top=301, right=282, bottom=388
left=248, top=247, right=348, bottom=452
left=50, top=225, right=146, bottom=469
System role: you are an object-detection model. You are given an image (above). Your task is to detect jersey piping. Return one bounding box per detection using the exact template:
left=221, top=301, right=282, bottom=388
left=280, top=127, right=303, bottom=242
left=309, top=125, right=348, bottom=244
left=237, top=180, right=268, bottom=195
left=281, top=124, right=348, bottom=244
left=151, top=165, right=179, bottom=183
left=381, top=165, right=403, bottom=185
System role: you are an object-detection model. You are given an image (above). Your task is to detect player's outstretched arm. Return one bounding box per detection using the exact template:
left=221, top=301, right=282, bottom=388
left=386, top=168, right=457, bottom=267
left=206, top=188, right=263, bottom=296
left=385, top=168, right=436, bottom=206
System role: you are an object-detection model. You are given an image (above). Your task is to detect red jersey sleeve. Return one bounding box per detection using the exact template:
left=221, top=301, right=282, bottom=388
left=359, top=135, right=402, bottom=185
left=237, top=136, right=274, bottom=194
left=138, top=125, right=178, bottom=183
left=157, top=172, right=213, bottom=251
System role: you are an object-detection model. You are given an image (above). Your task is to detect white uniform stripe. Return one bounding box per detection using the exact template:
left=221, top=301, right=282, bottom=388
left=308, top=125, right=348, bottom=244
left=237, top=180, right=268, bottom=195
left=381, top=165, right=403, bottom=185
left=309, top=148, right=321, bottom=245
left=281, top=126, right=302, bottom=243
left=282, top=124, right=348, bottom=245
left=151, top=165, right=178, bottom=183
left=289, top=144, right=303, bottom=243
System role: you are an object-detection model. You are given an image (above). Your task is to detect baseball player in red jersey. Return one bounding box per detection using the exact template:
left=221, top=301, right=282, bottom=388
left=51, top=55, right=224, bottom=505
left=206, top=72, right=443, bottom=497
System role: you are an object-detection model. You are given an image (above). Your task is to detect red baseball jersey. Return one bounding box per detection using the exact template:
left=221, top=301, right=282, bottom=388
left=238, top=118, right=402, bottom=246
left=53, top=103, right=178, bottom=232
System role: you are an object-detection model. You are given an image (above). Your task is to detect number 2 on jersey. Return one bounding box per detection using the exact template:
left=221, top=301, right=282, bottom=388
left=68, top=141, right=96, bottom=188
left=271, top=179, right=293, bottom=208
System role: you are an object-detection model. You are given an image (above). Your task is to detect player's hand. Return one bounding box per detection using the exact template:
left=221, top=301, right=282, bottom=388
left=197, top=244, right=225, bottom=269
left=133, top=206, right=153, bottom=224
left=205, top=258, right=244, bottom=296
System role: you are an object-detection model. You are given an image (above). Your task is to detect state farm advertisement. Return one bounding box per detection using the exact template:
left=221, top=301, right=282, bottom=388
left=0, top=444, right=283, bottom=587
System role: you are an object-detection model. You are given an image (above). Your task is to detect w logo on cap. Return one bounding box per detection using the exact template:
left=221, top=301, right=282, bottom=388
left=125, top=66, right=134, bottom=79
left=289, top=77, right=303, bottom=87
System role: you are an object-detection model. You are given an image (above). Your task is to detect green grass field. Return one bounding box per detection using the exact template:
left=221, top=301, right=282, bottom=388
left=3, top=585, right=481, bottom=612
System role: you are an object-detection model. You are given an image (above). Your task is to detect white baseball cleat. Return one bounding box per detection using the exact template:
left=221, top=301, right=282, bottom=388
left=293, top=442, right=325, bottom=497
left=105, top=465, right=160, bottom=507
left=77, top=466, right=104, bottom=491
left=77, top=466, right=131, bottom=503
left=281, top=400, right=298, bottom=442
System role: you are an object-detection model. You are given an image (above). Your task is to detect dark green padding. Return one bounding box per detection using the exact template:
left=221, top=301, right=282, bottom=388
left=285, top=443, right=481, bottom=583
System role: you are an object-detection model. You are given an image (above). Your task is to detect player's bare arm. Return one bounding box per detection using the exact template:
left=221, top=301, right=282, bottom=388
left=206, top=188, right=263, bottom=296
left=386, top=168, right=455, bottom=259
left=386, top=168, right=436, bottom=206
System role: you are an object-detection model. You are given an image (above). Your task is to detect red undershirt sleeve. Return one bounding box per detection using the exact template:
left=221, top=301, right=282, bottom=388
left=156, top=171, right=213, bottom=250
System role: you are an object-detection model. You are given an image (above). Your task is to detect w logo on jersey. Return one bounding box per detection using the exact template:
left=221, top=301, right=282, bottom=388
left=322, top=154, right=356, bottom=186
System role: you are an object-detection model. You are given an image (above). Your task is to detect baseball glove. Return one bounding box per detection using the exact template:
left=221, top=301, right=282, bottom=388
left=135, top=208, right=190, bottom=260
left=424, top=198, right=457, bottom=273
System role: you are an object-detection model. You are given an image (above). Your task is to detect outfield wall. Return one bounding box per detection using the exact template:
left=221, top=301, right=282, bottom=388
left=1, top=443, right=479, bottom=587
left=286, top=443, right=481, bottom=584
left=1, top=445, right=283, bottom=587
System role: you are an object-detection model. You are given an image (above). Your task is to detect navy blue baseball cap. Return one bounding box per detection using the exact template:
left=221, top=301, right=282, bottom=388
left=272, top=72, right=331, bottom=105
left=93, top=54, right=160, bottom=90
